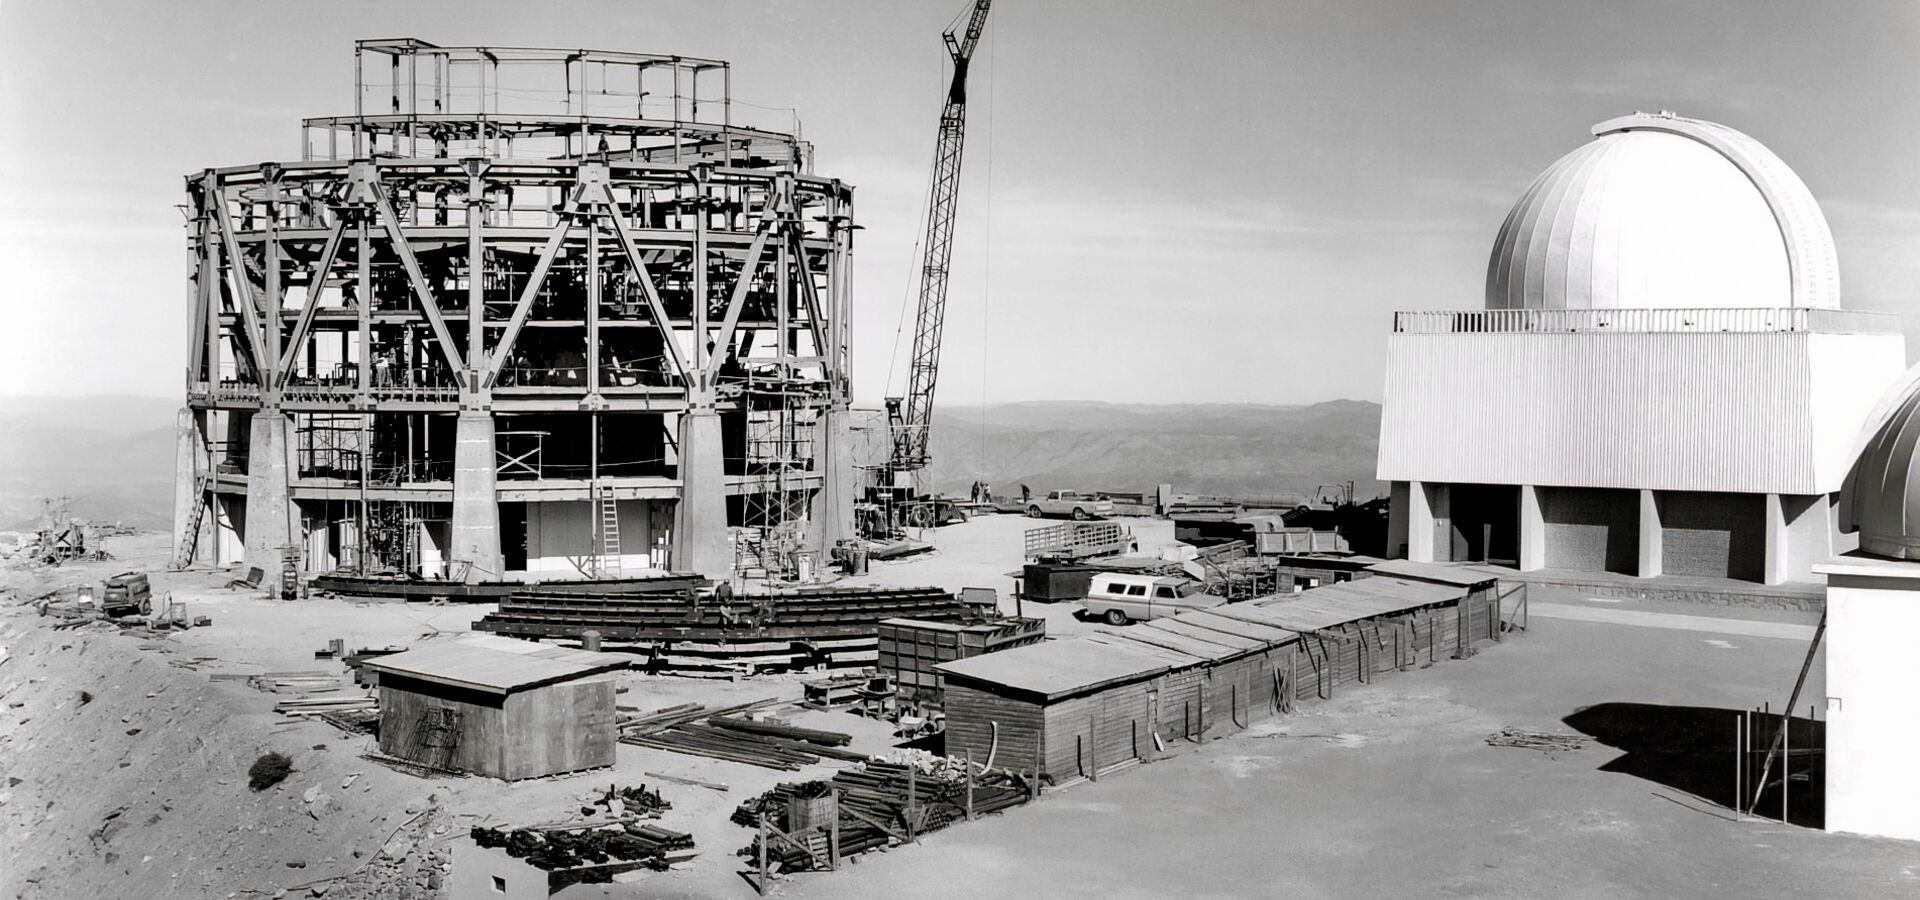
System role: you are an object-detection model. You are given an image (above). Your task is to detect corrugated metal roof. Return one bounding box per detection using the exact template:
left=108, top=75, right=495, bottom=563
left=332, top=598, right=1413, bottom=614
left=365, top=634, right=632, bottom=694
left=936, top=637, right=1181, bottom=701
left=1251, top=578, right=1465, bottom=631
left=1366, top=560, right=1504, bottom=587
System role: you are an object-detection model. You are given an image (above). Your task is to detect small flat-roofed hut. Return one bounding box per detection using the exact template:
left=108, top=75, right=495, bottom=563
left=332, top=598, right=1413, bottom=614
left=364, top=634, right=631, bottom=779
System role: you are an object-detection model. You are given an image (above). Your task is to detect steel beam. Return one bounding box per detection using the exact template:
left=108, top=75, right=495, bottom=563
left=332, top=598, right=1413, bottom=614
left=275, top=217, right=350, bottom=386
left=209, top=191, right=269, bottom=379
left=599, top=183, right=690, bottom=381
left=788, top=229, right=830, bottom=368
left=706, top=222, right=772, bottom=378
left=483, top=196, right=579, bottom=385
left=368, top=181, right=468, bottom=385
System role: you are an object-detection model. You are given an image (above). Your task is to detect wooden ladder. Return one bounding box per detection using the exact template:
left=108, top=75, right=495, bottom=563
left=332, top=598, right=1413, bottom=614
left=598, top=495, right=623, bottom=578
left=169, top=472, right=214, bottom=571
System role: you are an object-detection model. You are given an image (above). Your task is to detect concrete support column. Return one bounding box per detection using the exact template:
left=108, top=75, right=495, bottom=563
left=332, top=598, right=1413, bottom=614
left=1518, top=484, right=1545, bottom=572
left=673, top=393, right=731, bottom=578
left=1405, top=480, right=1435, bottom=563
left=1387, top=482, right=1411, bottom=559
left=449, top=411, right=503, bottom=583
left=1763, top=492, right=1791, bottom=585
left=242, top=410, right=295, bottom=580
left=808, top=404, right=855, bottom=554
left=1637, top=488, right=1663, bottom=579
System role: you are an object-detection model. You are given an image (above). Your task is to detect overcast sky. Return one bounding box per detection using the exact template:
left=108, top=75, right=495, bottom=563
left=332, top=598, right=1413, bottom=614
left=4, top=0, right=1919, bottom=407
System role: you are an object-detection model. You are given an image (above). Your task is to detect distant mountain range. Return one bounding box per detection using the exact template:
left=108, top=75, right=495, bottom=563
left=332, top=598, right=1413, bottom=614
left=0, top=395, right=180, bottom=532
left=924, top=399, right=1383, bottom=503
left=0, top=395, right=1384, bottom=533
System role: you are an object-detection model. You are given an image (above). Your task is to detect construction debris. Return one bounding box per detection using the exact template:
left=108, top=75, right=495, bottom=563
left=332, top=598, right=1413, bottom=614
left=1485, top=727, right=1586, bottom=754
left=734, top=758, right=1033, bottom=874
left=468, top=787, right=697, bottom=892
left=616, top=698, right=862, bottom=770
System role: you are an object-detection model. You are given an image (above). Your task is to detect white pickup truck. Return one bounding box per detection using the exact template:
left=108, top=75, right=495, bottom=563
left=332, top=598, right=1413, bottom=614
left=1026, top=490, right=1114, bottom=520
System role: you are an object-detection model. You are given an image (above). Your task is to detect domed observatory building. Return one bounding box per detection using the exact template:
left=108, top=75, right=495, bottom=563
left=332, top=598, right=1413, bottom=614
left=1377, top=112, right=1904, bottom=584
left=1816, top=371, right=1920, bottom=840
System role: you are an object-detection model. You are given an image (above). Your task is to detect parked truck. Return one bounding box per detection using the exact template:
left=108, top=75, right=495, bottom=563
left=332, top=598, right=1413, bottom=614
left=1082, top=573, right=1224, bottom=625
left=1025, top=490, right=1113, bottom=520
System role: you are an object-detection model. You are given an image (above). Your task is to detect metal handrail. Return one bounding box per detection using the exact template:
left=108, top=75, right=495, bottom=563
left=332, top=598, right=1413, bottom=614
left=1393, top=307, right=1900, bottom=335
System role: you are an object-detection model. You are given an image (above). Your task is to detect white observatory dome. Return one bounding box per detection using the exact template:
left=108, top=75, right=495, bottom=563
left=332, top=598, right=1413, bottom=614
left=1486, top=112, right=1839, bottom=311
left=1846, top=369, right=1920, bottom=560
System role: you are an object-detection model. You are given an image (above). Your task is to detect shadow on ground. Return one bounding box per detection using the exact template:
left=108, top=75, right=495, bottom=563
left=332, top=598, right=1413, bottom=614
left=1564, top=702, right=1824, bottom=828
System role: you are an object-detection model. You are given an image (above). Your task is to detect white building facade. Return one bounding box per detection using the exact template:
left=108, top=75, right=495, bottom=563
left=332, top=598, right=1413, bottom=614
left=1378, top=113, right=1905, bottom=584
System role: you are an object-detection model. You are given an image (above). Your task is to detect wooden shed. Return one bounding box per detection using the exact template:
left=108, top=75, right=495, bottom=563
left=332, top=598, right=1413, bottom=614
left=364, top=634, right=630, bottom=780
left=939, top=565, right=1515, bottom=786
left=938, top=639, right=1197, bottom=783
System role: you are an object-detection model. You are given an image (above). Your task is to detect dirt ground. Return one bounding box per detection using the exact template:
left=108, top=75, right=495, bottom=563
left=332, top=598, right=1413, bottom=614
left=4, top=515, right=1910, bottom=899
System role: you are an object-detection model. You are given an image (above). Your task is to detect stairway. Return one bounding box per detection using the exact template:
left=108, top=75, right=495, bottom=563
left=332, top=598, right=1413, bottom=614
left=169, top=473, right=214, bottom=571
left=598, top=495, right=623, bottom=578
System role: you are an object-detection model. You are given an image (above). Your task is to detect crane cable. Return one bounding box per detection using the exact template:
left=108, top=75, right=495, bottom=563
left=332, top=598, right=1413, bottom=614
left=979, top=7, right=994, bottom=483
left=881, top=46, right=952, bottom=399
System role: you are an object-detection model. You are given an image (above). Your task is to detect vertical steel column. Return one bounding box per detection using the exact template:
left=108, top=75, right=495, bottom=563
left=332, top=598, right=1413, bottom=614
left=466, top=163, right=485, bottom=382
left=692, top=172, right=708, bottom=377
left=587, top=210, right=601, bottom=393
left=262, top=174, right=282, bottom=389
left=356, top=219, right=371, bottom=396
left=200, top=187, right=219, bottom=385
left=354, top=47, right=364, bottom=158
left=776, top=194, right=790, bottom=365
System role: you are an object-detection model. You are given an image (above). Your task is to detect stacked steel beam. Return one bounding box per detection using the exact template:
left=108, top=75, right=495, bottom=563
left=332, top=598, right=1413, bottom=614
left=475, top=585, right=993, bottom=674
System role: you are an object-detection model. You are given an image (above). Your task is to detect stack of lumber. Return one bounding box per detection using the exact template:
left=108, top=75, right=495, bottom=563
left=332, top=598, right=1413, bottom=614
left=624, top=720, right=865, bottom=771
left=247, top=671, right=343, bottom=694
left=733, top=760, right=1031, bottom=870
left=617, top=698, right=866, bottom=770
left=274, top=693, right=377, bottom=718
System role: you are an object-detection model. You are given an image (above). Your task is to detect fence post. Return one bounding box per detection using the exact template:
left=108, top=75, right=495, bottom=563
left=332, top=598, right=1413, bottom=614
left=829, top=787, right=840, bottom=869
left=907, top=764, right=918, bottom=843
left=756, top=812, right=769, bottom=896
left=1089, top=714, right=1099, bottom=781
left=965, top=748, right=976, bottom=821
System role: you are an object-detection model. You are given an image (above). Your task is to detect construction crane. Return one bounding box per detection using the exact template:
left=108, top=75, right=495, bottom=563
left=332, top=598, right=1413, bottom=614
left=876, top=0, right=993, bottom=533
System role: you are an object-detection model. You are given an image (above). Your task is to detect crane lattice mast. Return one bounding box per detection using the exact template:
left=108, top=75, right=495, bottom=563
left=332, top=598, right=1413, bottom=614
left=888, top=0, right=992, bottom=474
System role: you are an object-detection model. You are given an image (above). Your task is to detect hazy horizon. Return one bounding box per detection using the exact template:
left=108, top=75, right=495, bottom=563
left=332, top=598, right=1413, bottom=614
left=7, top=2, right=1920, bottom=410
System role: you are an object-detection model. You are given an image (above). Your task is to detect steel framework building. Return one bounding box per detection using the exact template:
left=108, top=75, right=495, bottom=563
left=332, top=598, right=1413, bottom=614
left=171, top=38, right=858, bottom=583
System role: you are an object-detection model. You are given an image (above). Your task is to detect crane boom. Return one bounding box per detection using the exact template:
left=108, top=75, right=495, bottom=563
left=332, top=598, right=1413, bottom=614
left=889, top=0, right=992, bottom=473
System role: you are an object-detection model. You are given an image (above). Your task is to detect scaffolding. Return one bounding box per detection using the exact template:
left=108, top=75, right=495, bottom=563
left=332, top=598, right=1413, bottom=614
left=175, top=37, right=855, bottom=582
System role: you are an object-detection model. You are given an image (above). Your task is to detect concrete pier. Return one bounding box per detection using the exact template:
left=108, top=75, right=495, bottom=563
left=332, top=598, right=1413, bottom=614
left=808, top=404, right=856, bottom=554
left=242, top=410, right=294, bottom=579
left=450, top=411, right=504, bottom=583
left=674, top=395, right=732, bottom=578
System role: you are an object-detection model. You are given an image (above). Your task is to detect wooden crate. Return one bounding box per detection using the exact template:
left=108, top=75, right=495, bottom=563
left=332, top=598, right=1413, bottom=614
left=878, top=618, right=1046, bottom=701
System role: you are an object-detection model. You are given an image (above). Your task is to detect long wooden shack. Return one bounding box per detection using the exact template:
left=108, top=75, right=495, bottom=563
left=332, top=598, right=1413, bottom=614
left=939, top=562, right=1515, bottom=784
left=365, top=634, right=631, bottom=780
